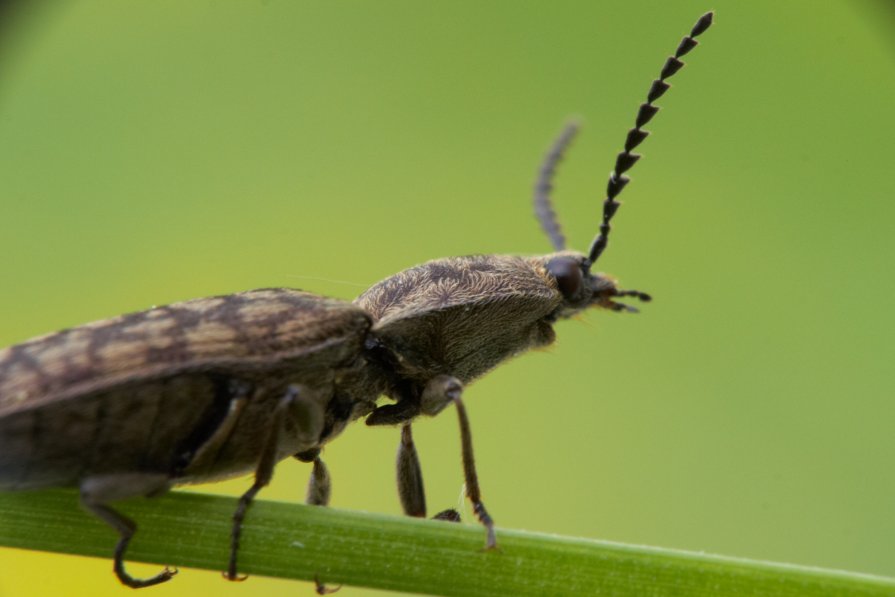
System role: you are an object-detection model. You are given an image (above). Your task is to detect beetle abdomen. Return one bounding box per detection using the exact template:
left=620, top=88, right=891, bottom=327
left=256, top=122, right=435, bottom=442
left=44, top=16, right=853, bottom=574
left=0, top=373, right=224, bottom=489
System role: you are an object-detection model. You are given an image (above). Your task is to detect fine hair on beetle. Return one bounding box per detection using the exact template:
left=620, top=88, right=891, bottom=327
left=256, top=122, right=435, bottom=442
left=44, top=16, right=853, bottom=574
left=0, top=11, right=713, bottom=590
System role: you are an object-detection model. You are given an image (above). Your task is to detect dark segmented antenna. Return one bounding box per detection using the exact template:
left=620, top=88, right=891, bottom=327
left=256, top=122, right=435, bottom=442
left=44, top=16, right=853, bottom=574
left=586, top=11, right=713, bottom=267
left=533, top=120, right=581, bottom=252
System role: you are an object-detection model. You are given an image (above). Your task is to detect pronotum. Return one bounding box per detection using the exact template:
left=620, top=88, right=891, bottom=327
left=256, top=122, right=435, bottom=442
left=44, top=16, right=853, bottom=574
left=0, top=11, right=713, bottom=590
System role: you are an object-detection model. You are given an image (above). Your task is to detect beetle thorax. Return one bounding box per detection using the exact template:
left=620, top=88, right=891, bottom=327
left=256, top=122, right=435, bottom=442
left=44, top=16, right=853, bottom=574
left=355, top=255, right=563, bottom=384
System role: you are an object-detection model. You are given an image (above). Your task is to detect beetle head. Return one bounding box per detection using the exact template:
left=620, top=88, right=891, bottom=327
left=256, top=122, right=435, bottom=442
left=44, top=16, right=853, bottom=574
left=532, top=11, right=712, bottom=311
left=536, top=251, right=650, bottom=320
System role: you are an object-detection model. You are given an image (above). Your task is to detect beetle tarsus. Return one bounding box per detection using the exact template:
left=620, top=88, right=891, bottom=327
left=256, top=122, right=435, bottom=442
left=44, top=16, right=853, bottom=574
left=475, top=502, right=498, bottom=550
left=432, top=508, right=462, bottom=522
left=452, top=393, right=498, bottom=550
left=79, top=479, right=176, bottom=589
left=227, top=483, right=263, bottom=581
left=113, top=532, right=179, bottom=588
left=314, top=574, right=342, bottom=594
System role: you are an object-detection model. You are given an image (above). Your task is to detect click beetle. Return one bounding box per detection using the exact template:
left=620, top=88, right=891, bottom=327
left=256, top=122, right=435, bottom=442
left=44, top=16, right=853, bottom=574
left=0, top=11, right=713, bottom=589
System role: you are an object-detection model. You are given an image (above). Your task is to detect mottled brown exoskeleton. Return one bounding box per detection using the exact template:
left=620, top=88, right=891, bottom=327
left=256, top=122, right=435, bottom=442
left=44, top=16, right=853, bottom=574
left=0, top=12, right=713, bottom=590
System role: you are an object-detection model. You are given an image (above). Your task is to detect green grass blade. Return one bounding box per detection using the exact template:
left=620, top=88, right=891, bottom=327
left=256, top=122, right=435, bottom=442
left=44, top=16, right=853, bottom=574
left=0, top=489, right=893, bottom=596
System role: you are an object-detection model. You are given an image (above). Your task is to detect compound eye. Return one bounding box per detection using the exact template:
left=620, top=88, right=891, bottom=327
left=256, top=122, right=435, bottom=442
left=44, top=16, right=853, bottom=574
left=546, top=257, right=583, bottom=300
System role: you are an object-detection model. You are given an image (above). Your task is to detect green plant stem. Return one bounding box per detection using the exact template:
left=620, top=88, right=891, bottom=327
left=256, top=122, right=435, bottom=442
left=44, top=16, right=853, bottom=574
left=0, top=489, right=893, bottom=596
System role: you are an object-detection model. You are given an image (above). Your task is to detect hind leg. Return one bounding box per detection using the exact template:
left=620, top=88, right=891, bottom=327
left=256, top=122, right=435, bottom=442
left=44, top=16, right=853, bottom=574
left=80, top=473, right=174, bottom=588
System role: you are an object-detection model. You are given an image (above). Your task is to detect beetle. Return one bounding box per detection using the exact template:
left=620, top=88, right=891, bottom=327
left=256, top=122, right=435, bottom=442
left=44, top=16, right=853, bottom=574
left=0, top=11, right=713, bottom=590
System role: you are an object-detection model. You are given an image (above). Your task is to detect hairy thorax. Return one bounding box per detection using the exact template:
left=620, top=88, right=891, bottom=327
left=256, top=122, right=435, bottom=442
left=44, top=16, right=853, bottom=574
left=355, top=255, right=564, bottom=384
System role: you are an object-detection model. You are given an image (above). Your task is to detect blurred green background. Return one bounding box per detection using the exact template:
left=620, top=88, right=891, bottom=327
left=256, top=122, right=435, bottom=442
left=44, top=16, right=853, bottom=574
left=1, top=1, right=893, bottom=595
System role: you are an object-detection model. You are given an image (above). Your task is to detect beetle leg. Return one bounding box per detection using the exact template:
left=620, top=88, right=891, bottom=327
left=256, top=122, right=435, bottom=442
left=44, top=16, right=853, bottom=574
left=419, top=375, right=496, bottom=547
left=365, top=397, right=420, bottom=426
left=79, top=473, right=176, bottom=588
left=180, top=380, right=251, bottom=476
left=305, top=456, right=331, bottom=507
left=294, top=420, right=335, bottom=595
left=396, top=423, right=427, bottom=517
left=295, top=448, right=331, bottom=506
left=397, top=423, right=463, bottom=522
left=314, top=574, right=342, bottom=594
left=419, top=375, right=461, bottom=416
left=224, top=385, right=298, bottom=582
left=453, top=395, right=497, bottom=549
left=432, top=508, right=461, bottom=522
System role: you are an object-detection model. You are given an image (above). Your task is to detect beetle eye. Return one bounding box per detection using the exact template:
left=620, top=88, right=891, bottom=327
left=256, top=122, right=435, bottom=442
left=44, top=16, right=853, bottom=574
left=546, top=257, right=584, bottom=300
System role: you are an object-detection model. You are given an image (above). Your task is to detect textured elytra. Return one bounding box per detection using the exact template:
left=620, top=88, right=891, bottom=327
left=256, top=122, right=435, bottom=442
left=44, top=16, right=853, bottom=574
left=0, top=289, right=371, bottom=416
left=0, top=289, right=376, bottom=492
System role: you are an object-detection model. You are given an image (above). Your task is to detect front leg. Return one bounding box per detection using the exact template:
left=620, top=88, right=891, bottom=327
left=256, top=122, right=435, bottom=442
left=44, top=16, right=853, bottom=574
left=397, top=424, right=426, bottom=517
left=419, top=375, right=496, bottom=547
left=451, top=392, right=496, bottom=549
left=396, top=423, right=463, bottom=523
left=294, top=448, right=339, bottom=594
left=365, top=396, right=421, bottom=426
left=307, top=455, right=332, bottom=507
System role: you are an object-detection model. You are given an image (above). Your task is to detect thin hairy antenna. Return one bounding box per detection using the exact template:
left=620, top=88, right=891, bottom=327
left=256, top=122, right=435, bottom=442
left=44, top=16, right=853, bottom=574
left=586, top=11, right=713, bottom=266
left=533, top=120, right=581, bottom=252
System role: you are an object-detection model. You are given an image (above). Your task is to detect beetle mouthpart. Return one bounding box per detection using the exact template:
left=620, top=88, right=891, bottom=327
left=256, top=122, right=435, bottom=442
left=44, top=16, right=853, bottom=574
left=600, top=288, right=651, bottom=313
left=615, top=288, right=652, bottom=302
left=608, top=301, right=640, bottom=313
